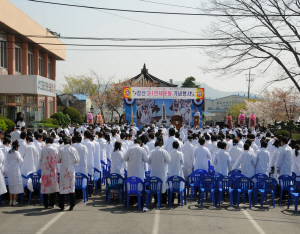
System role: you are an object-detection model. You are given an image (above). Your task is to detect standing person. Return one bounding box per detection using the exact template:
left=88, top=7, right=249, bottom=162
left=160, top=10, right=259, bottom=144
left=275, top=137, right=293, bottom=177
left=21, top=136, right=39, bottom=177
left=292, top=144, right=300, bottom=181
left=110, top=141, right=125, bottom=177
left=3, top=140, right=23, bottom=205
left=82, top=131, right=95, bottom=178
left=10, top=126, right=21, bottom=142
left=73, top=135, right=88, bottom=182
left=148, top=140, right=171, bottom=205
left=0, top=149, right=7, bottom=196
left=17, top=118, right=26, bottom=128
left=97, top=132, right=107, bottom=165
left=0, top=137, right=11, bottom=160
left=105, top=134, right=113, bottom=161
left=39, top=137, right=59, bottom=209
left=163, top=128, right=180, bottom=153
left=194, top=138, right=211, bottom=172
left=182, top=136, right=194, bottom=179
left=228, top=139, right=243, bottom=170
left=146, top=132, right=156, bottom=153
left=56, top=137, right=79, bottom=211
left=18, top=131, right=27, bottom=158
left=124, top=138, right=148, bottom=180
left=269, top=139, right=281, bottom=178
left=255, top=140, right=270, bottom=175
left=213, top=142, right=231, bottom=176
left=168, top=141, right=184, bottom=178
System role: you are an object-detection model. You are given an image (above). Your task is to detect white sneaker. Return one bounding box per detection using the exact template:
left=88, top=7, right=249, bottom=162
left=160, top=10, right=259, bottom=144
left=12, top=201, right=18, bottom=206
left=9, top=200, right=13, bottom=205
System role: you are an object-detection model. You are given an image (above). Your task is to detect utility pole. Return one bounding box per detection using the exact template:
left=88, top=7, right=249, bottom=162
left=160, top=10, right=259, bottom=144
left=246, top=68, right=255, bottom=99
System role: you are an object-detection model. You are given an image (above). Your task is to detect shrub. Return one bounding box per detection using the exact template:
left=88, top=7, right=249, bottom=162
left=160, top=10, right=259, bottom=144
left=38, top=123, right=58, bottom=129
left=40, top=118, right=59, bottom=125
left=50, top=112, right=70, bottom=127
left=0, top=118, right=15, bottom=132
left=63, top=107, right=83, bottom=124
left=50, top=113, right=60, bottom=120
left=274, top=130, right=290, bottom=138
left=0, top=119, right=8, bottom=131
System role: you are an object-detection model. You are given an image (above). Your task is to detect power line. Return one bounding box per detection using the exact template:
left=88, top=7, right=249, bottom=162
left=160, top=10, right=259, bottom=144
left=27, top=0, right=300, bottom=17
left=139, top=0, right=200, bottom=10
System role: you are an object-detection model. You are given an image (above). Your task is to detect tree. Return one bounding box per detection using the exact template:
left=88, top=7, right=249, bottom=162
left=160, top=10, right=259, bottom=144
left=60, top=75, right=98, bottom=96
left=181, top=77, right=200, bottom=88
left=201, top=0, right=300, bottom=92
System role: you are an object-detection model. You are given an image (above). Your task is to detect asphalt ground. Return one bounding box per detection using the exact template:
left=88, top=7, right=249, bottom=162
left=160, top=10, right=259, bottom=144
left=0, top=189, right=300, bottom=234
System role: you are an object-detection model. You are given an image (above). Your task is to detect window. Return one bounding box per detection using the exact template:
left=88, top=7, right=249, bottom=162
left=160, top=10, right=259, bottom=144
left=48, top=59, right=51, bottom=79
left=0, top=40, right=7, bottom=68
left=15, top=46, right=21, bottom=73
left=39, top=57, right=43, bottom=76
left=28, top=52, right=33, bottom=75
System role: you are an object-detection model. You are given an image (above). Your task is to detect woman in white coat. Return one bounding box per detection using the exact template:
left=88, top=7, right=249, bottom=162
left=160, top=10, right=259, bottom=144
left=0, top=137, right=11, bottom=161
left=0, top=149, right=7, bottom=196
left=110, top=141, right=125, bottom=177
left=292, top=145, right=300, bottom=181
left=3, top=140, right=23, bottom=205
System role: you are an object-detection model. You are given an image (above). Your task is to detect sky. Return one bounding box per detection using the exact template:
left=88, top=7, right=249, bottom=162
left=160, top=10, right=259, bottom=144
left=8, top=0, right=294, bottom=95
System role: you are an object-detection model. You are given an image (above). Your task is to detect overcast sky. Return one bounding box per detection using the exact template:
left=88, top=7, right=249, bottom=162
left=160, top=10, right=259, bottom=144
left=8, top=0, right=293, bottom=94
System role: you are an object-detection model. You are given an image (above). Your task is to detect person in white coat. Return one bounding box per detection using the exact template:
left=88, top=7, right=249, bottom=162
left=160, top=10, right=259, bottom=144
left=182, top=136, right=194, bottom=179
left=82, top=131, right=95, bottom=177
left=39, top=137, right=59, bottom=209
left=97, top=132, right=107, bottom=165
left=92, top=135, right=101, bottom=179
left=3, top=140, right=23, bottom=205
left=232, top=143, right=257, bottom=178
left=148, top=140, right=171, bottom=205
left=255, top=140, right=270, bottom=175
left=292, top=145, right=300, bottom=181
left=163, top=128, right=181, bottom=153
left=72, top=135, right=88, bottom=185
left=168, top=141, right=184, bottom=178
left=110, top=141, right=125, bottom=177
left=21, top=136, right=39, bottom=179
left=228, top=139, right=243, bottom=170
left=105, top=134, right=114, bottom=161
left=213, top=142, right=231, bottom=176
left=0, top=137, right=11, bottom=160
left=56, top=137, right=79, bottom=211
left=194, top=138, right=211, bottom=172
left=18, top=131, right=27, bottom=158
left=275, top=137, right=293, bottom=176
left=124, top=138, right=148, bottom=180
left=10, top=126, right=21, bottom=142
left=269, top=139, right=281, bottom=178
left=0, top=149, right=7, bottom=196
left=146, top=132, right=156, bottom=153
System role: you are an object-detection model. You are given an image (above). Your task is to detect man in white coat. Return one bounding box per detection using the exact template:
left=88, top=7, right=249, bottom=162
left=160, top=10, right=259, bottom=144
left=228, top=139, right=243, bottom=170
left=213, top=142, right=231, bottom=176
left=56, top=137, right=79, bottom=211
left=21, top=136, right=39, bottom=178
left=163, top=128, right=181, bottom=153
left=182, top=136, right=194, bottom=179
left=168, top=141, right=184, bottom=178
left=148, top=140, right=171, bottom=205
left=18, top=131, right=27, bottom=158
left=275, top=137, right=293, bottom=176
left=255, top=140, right=270, bottom=175
left=194, top=138, right=211, bottom=172
left=91, top=135, right=101, bottom=180
left=10, top=126, right=21, bottom=142
left=73, top=135, right=88, bottom=185
left=82, top=131, right=95, bottom=177
left=146, top=132, right=156, bottom=153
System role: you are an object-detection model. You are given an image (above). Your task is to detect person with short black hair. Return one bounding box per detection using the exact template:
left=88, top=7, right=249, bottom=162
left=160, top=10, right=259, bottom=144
left=232, top=143, right=256, bottom=177
left=292, top=144, right=300, bottom=179
left=18, top=131, right=27, bottom=158
left=146, top=132, right=156, bottom=152
left=21, top=136, right=39, bottom=180
left=255, top=140, right=270, bottom=175
left=10, top=125, right=21, bottom=142
left=228, top=138, right=243, bottom=170
left=213, top=142, right=231, bottom=176
left=73, top=135, right=88, bottom=186
left=275, top=137, right=293, bottom=176
left=110, top=141, right=125, bottom=177
left=163, top=128, right=181, bottom=153
left=182, top=135, right=195, bottom=179
left=82, top=131, right=95, bottom=177
left=194, top=137, right=211, bottom=171
left=168, top=141, right=184, bottom=177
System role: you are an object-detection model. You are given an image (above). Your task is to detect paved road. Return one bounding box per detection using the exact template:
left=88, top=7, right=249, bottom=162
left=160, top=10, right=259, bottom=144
left=0, top=191, right=299, bottom=234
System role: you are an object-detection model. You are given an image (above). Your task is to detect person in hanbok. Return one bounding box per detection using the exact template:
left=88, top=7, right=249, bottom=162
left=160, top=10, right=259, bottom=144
left=18, top=131, right=27, bottom=158
left=182, top=136, right=194, bottom=179
left=3, top=140, right=23, bottom=205
left=0, top=149, right=7, bottom=196
left=39, top=137, right=59, bottom=208
left=56, top=137, right=79, bottom=211
left=292, top=144, right=300, bottom=181
left=105, top=134, right=113, bottom=161
left=213, top=142, right=231, bottom=176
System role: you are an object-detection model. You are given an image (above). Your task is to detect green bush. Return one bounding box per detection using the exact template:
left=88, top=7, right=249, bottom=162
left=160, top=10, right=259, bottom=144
left=50, top=113, right=60, bottom=120
left=274, top=130, right=290, bottom=138
left=40, top=118, right=59, bottom=125
left=0, top=118, right=16, bottom=132
left=50, top=112, right=70, bottom=127
left=63, top=107, right=83, bottom=124
left=38, top=123, right=58, bottom=129
left=0, top=119, right=8, bottom=131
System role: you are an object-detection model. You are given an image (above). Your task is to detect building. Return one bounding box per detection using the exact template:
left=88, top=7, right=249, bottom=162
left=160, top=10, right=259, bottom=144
left=0, top=0, right=66, bottom=127
left=130, top=64, right=178, bottom=87
left=204, top=95, right=250, bottom=123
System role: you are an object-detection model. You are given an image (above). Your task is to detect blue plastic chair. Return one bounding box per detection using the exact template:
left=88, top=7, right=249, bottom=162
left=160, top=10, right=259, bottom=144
left=198, top=175, right=216, bottom=207
left=228, top=169, right=241, bottom=176
left=87, top=173, right=94, bottom=196
left=106, top=173, right=124, bottom=204
left=145, top=171, right=151, bottom=180
left=167, top=176, right=186, bottom=207
left=27, top=172, right=43, bottom=205
left=75, top=173, right=89, bottom=203
left=251, top=173, right=269, bottom=205
left=145, top=176, right=163, bottom=209
left=107, top=158, right=111, bottom=174
left=208, top=161, right=214, bottom=173
left=229, top=173, right=246, bottom=181
left=94, top=167, right=102, bottom=194
left=21, top=174, right=29, bottom=204
left=290, top=181, right=300, bottom=213
left=278, top=175, right=295, bottom=206
left=217, top=176, right=234, bottom=207
left=236, top=177, right=254, bottom=209
left=292, top=172, right=297, bottom=179
left=125, top=176, right=144, bottom=211
left=257, top=177, right=277, bottom=208
left=194, top=169, right=209, bottom=175
left=186, top=171, right=205, bottom=200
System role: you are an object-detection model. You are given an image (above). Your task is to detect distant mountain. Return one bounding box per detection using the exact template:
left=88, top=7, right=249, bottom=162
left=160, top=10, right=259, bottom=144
left=173, top=81, right=258, bottom=99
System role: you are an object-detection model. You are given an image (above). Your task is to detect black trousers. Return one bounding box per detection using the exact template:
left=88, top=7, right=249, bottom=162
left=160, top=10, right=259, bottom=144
left=58, top=193, right=76, bottom=209
left=43, top=193, right=56, bottom=208
left=154, top=193, right=167, bottom=204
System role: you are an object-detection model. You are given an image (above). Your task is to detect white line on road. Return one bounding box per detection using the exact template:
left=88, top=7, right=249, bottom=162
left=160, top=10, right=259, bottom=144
left=242, top=210, right=266, bottom=234
left=152, top=210, right=160, bottom=234
left=35, top=211, right=66, bottom=234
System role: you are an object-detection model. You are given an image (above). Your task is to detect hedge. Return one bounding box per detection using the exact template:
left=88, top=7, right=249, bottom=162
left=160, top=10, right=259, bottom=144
left=63, top=107, right=83, bottom=124
left=41, top=118, right=59, bottom=125
left=38, top=123, right=58, bottom=129
left=0, top=118, right=15, bottom=132
left=0, top=119, right=8, bottom=131
left=274, top=130, right=290, bottom=138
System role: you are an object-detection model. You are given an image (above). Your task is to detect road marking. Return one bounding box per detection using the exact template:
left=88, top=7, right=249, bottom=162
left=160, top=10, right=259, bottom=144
left=35, top=211, right=66, bottom=234
left=242, top=210, right=266, bottom=234
left=152, top=210, right=160, bottom=234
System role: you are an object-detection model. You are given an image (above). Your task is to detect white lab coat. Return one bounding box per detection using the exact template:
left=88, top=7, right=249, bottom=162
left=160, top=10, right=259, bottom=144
left=124, top=144, right=148, bottom=180
left=232, top=150, right=256, bottom=178
left=194, top=145, right=211, bottom=171
left=3, top=150, right=23, bottom=194
left=18, top=139, right=27, bottom=158
left=56, top=145, right=79, bottom=194
left=93, top=140, right=101, bottom=178
left=146, top=139, right=156, bottom=153
left=213, top=149, right=231, bottom=176
left=148, top=146, right=171, bottom=193
left=163, top=136, right=181, bottom=153
left=292, top=151, right=300, bottom=180
left=182, top=141, right=194, bottom=179
left=21, top=142, right=39, bottom=176
left=269, top=148, right=281, bottom=178
left=82, top=139, right=95, bottom=176
left=10, top=130, right=21, bottom=142
left=0, top=150, right=7, bottom=195
left=106, top=141, right=114, bottom=161
left=97, top=138, right=107, bottom=164
left=168, top=149, right=184, bottom=178
left=73, top=143, right=88, bottom=176
left=255, top=148, right=270, bottom=175
left=275, top=144, right=293, bottom=176
left=110, top=150, right=125, bottom=177
left=226, top=140, right=233, bottom=152
left=228, top=146, right=243, bottom=170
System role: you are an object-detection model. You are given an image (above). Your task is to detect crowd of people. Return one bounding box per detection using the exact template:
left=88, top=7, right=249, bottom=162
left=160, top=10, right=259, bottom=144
left=0, top=122, right=299, bottom=210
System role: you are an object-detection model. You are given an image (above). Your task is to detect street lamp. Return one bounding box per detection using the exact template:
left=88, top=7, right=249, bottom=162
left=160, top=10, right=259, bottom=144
left=90, top=105, right=94, bottom=114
